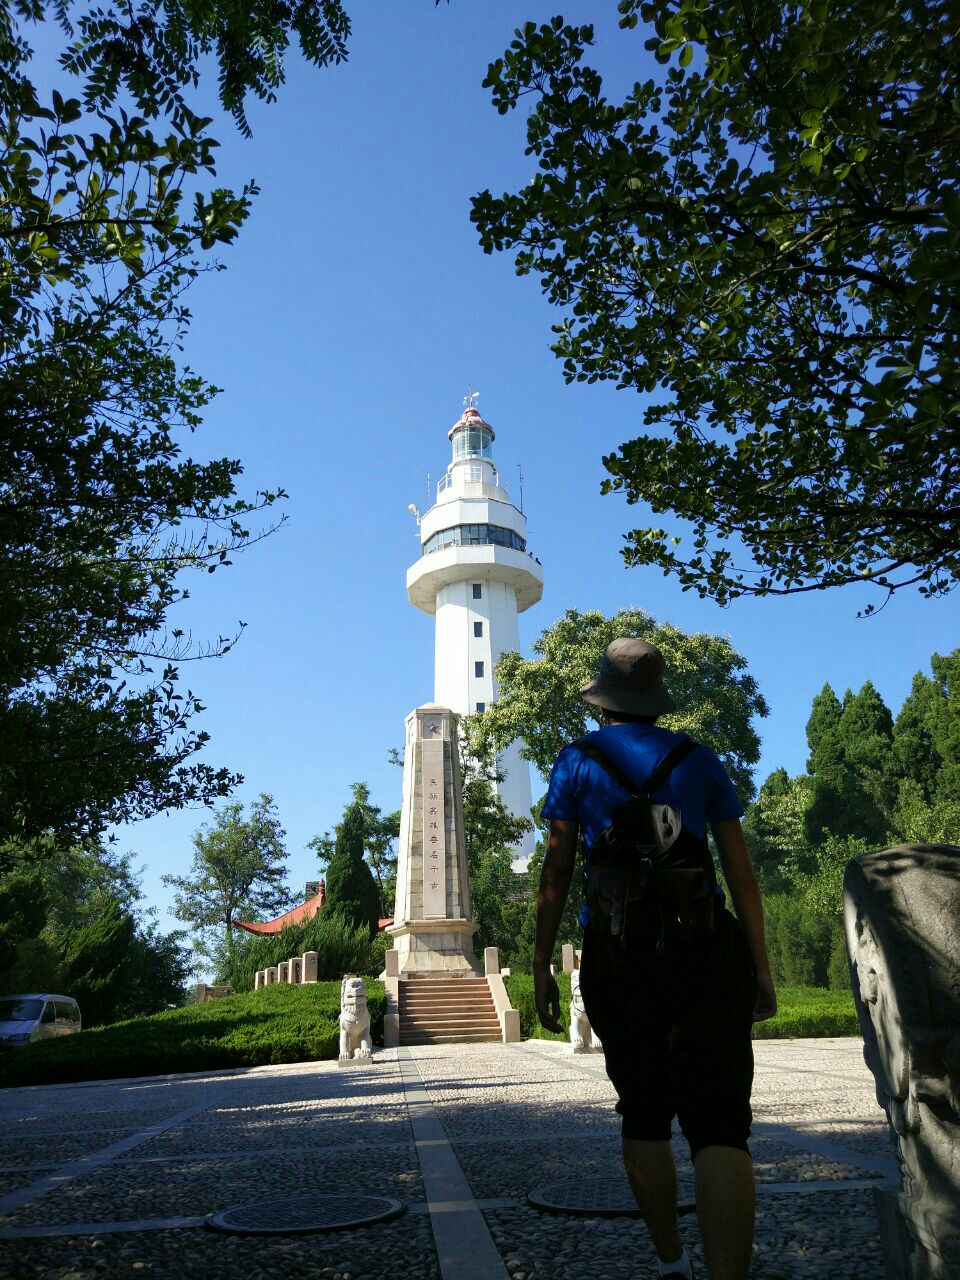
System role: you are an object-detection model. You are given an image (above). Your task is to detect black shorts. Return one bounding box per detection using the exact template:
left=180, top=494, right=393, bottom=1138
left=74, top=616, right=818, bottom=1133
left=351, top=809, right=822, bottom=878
left=578, top=906, right=757, bottom=1159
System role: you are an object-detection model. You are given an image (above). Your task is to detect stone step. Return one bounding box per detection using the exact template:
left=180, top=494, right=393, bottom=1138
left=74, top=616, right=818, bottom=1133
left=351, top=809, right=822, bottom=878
left=401, top=1015, right=501, bottom=1030
left=401, top=984, right=491, bottom=994
left=399, top=1029, right=504, bottom=1039
left=397, top=976, right=502, bottom=1045
left=400, top=990, right=494, bottom=1002
left=404, top=993, right=499, bottom=1003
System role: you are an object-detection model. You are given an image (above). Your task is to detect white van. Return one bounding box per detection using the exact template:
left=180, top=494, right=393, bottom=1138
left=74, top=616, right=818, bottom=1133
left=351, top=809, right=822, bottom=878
left=0, top=994, right=82, bottom=1048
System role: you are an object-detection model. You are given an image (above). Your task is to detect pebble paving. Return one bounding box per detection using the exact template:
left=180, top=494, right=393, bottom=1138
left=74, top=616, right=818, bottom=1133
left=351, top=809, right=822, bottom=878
left=0, top=1036, right=895, bottom=1279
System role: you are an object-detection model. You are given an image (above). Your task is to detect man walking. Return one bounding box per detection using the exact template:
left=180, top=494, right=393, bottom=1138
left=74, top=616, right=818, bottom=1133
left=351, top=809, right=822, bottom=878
left=535, top=638, right=777, bottom=1280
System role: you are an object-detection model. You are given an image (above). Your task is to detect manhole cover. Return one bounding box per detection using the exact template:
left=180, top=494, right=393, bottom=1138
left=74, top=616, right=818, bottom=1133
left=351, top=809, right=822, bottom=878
left=207, top=1194, right=404, bottom=1235
left=528, top=1178, right=695, bottom=1218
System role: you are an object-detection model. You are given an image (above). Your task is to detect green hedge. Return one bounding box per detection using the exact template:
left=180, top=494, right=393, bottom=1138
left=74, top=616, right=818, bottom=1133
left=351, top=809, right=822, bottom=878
left=751, top=985, right=860, bottom=1039
left=505, top=972, right=572, bottom=1042
left=0, top=980, right=386, bottom=1089
left=505, top=974, right=858, bottom=1041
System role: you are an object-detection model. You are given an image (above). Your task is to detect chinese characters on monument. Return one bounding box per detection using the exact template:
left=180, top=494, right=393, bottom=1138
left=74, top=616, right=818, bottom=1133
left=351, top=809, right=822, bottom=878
left=421, top=723, right=446, bottom=917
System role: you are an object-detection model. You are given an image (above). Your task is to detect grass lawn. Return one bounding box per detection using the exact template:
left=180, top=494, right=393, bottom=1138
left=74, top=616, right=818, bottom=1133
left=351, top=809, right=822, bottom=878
left=504, top=974, right=860, bottom=1042
left=0, top=980, right=386, bottom=1089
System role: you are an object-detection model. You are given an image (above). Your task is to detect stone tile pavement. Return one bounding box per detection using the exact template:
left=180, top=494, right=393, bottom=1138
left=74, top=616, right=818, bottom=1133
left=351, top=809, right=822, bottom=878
left=0, top=1038, right=896, bottom=1279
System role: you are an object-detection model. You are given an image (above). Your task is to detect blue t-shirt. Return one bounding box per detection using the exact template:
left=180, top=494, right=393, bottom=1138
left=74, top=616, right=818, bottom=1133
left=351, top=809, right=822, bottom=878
left=542, top=725, right=744, bottom=927
left=542, top=724, right=744, bottom=847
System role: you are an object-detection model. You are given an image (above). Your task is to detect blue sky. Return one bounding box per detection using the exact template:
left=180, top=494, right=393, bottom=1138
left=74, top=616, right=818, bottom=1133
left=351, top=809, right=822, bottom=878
left=32, top=4, right=959, bottom=945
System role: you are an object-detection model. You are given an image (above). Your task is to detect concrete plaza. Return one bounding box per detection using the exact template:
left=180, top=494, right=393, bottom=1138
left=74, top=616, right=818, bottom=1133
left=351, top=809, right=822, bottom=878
left=0, top=1037, right=895, bottom=1280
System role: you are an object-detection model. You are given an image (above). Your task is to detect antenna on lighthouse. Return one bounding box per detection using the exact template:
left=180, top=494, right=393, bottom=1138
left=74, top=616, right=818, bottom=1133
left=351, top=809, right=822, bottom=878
left=463, top=387, right=480, bottom=412
left=518, top=462, right=525, bottom=512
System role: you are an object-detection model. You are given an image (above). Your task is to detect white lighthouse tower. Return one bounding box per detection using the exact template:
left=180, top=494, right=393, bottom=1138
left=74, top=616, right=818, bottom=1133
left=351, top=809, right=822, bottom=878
left=407, top=396, right=543, bottom=862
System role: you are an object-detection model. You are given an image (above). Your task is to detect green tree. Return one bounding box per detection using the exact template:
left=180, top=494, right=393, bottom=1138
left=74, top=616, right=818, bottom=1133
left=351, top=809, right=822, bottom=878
left=806, top=682, right=894, bottom=844
left=163, top=794, right=291, bottom=971
left=741, top=768, right=813, bottom=892
left=321, top=796, right=381, bottom=938
left=472, top=4, right=960, bottom=608
left=890, top=649, right=960, bottom=842
left=0, top=1, right=351, bottom=843
left=310, top=782, right=399, bottom=923
left=893, top=672, right=946, bottom=802
left=470, top=608, right=768, bottom=800
left=806, top=685, right=843, bottom=762
left=350, top=784, right=399, bottom=922
left=0, top=836, right=191, bottom=1019
left=460, top=750, right=534, bottom=962
left=111, top=923, right=192, bottom=1020
left=58, top=897, right=136, bottom=1028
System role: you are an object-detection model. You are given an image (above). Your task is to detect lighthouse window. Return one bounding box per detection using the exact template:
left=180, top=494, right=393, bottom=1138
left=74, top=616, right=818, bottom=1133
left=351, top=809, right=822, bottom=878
left=475, top=661, right=484, bottom=677
left=472, top=583, right=482, bottom=599
left=452, top=427, right=494, bottom=460
left=474, top=621, right=483, bottom=637
left=476, top=702, right=485, bottom=713
left=421, top=525, right=527, bottom=557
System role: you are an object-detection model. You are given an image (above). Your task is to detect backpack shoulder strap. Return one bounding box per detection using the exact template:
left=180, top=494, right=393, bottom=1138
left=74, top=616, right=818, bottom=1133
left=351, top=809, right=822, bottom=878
left=575, top=735, right=700, bottom=800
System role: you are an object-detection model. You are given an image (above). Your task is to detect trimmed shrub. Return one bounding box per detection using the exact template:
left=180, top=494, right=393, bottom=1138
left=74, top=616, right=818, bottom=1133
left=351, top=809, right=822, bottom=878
left=504, top=972, right=572, bottom=1042
left=752, top=985, right=859, bottom=1039
left=0, top=980, right=386, bottom=1088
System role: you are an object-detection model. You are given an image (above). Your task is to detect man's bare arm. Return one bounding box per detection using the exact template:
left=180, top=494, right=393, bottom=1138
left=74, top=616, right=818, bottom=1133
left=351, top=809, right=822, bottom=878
left=533, top=819, right=578, bottom=1032
left=712, top=818, right=777, bottom=1022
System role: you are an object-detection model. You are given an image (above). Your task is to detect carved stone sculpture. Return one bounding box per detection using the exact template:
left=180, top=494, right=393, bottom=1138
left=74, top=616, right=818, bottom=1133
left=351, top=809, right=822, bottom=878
left=569, top=970, right=602, bottom=1054
left=843, top=844, right=960, bottom=1280
left=338, top=974, right=372, bottom=1063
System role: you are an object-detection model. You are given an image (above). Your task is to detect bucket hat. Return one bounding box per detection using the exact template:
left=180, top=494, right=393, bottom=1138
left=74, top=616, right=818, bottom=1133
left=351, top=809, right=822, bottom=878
left=580, top=638, right=677, bottom=716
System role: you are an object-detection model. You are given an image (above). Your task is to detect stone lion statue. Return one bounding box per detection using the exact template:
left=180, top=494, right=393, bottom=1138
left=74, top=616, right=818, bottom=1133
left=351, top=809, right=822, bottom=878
left=569, top=970, right=602, bottom=1054
left=844, top=844, right=960, bottom=1279
left=338, top=974, right=372, bottom=1063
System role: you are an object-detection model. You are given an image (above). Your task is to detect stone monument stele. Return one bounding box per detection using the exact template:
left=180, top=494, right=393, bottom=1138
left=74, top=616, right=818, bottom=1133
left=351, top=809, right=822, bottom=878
left=387, top=703, right=479, bottom=978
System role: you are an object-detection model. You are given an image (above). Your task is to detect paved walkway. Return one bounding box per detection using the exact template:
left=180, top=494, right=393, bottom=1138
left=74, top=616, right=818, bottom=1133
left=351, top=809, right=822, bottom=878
left=0, top=1038, right=895, bottom=1279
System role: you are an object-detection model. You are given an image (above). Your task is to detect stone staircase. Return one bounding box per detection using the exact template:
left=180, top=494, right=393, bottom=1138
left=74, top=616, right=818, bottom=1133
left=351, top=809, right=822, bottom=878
left=398, top=976, right=502, bottom=1045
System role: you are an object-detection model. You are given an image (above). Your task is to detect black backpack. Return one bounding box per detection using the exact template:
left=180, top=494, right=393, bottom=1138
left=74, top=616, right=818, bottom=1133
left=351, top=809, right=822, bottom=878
left=576, top=735, right=719, bottom=949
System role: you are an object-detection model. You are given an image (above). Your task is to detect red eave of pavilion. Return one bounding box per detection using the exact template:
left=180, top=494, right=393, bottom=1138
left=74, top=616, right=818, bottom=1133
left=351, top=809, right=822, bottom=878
left=233, top=883, right=326, bottom=936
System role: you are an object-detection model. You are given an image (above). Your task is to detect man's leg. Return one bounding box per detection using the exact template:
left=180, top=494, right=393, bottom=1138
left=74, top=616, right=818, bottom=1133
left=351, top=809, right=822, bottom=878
left=622, top=1138, right=683, bottom=1264
left=694, top=1145, right=754, bottom=1280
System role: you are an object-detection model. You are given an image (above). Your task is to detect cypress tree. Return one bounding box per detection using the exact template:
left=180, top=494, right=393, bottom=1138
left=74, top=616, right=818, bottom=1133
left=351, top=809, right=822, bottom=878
left=807, top=682, right=894, bottom=844
left=893, top=673, right=944, bottom=801
left=806, top=684, right=843, bottom=765
left=929, top=651, right=960, bottom=796
left=805, top=685, right=847, bottom=842
left=325, top=799, right=381, bottom=938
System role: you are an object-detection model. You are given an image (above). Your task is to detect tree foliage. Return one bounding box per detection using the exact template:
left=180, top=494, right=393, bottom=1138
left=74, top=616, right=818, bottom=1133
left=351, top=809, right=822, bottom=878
left=470, top=607, right=768, bottom=799
left=745, top=650, right=960, bottom=986
left=805, top=681, right=894, bottom=844
left=163, top=794, right=291, bottom=969
left=472, top=3, right=960, bottom=607
left=458, top=746, right=534, bottom=961
left=1, top=1, right=350, bottom=843
left=227, top=910, right=375, bottom=992
left=320, top=793, right=381, bottom=938
left=0, top=837, right=191, bottom=1021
